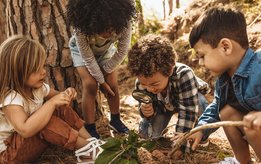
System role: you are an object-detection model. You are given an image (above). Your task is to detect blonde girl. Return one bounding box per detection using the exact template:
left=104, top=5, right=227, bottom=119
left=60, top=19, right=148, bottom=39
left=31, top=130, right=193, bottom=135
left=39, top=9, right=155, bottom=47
left=0, top=35, right=104, bottom=164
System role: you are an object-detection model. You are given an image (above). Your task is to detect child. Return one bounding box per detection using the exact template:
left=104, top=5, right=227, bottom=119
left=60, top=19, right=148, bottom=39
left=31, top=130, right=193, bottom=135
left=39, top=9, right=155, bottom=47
left=0, top=35, right=104, bottom=163
left=66, top=0, right=136, bottom=138
left=127, top=34, right=209, bottom=158
left=188, top=7, right=261, bottom=163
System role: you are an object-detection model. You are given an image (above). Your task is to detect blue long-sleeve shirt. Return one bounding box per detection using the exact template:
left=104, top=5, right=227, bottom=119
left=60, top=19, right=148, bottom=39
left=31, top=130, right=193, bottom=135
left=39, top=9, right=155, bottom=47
left=197, top=48, right=261, bottom=137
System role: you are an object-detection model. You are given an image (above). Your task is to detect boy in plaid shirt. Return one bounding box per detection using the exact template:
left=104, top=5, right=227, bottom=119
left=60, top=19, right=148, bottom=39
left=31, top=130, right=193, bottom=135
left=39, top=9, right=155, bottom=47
left=127, top=34, right=209, bottom=158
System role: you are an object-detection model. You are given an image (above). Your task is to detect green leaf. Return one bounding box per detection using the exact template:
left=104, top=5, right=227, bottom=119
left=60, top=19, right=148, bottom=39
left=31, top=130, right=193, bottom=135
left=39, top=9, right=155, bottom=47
left=101, top=137, right=122, bottom=150
left=141, top=140, right=156, bottom=151
left=127, top=130, right=138, bottom=144
left=95, top=150, right=122, bottom=164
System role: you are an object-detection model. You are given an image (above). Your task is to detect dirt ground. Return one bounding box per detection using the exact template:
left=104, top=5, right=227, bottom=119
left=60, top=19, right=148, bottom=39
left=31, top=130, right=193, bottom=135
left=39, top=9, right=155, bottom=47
left=36, top=65, right=260, bottom=164
left=35, top=0, right=261, bottom=163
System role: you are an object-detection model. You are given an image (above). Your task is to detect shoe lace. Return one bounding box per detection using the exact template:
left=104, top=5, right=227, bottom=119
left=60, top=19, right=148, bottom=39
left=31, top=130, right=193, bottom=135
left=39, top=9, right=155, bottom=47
left=75, top=137, right=105, bottom=163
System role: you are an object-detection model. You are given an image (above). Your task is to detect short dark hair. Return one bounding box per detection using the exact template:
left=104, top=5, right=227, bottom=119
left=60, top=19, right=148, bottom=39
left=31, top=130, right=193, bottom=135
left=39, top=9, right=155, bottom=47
left=189, top=7, right=248, bottom=49
left=66, top=0, right=136, bottom=36
left=127, top=34, right=176, bottom=77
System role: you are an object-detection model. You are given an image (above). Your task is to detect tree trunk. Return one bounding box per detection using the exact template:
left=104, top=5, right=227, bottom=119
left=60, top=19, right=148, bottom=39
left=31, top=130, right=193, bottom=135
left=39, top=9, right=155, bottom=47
left=176, top=0, right=180, bottom=8
left=163, top=0, right=166, bottom=20
left=135, top=0, right=144, bottom=36
left=168, top=0, right=173, bottom=15
left=0, top=0, right=7, bottom=44
left=4, top=0, right=104, bottom=117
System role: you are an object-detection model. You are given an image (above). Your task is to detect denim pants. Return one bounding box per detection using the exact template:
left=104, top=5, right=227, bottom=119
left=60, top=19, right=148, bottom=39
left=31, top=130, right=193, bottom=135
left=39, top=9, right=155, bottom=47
left=139, top=93, right=208, bottom=138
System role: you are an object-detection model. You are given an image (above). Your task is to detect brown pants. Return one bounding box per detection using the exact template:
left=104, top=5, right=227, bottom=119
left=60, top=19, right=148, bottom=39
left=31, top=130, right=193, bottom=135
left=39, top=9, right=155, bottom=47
left=0, top=106, right=84, bottom=164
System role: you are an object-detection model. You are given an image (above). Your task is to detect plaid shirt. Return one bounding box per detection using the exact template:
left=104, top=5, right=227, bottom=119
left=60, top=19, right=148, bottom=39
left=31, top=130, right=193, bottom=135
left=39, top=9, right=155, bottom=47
left=136, top=62, right=204, bottom=152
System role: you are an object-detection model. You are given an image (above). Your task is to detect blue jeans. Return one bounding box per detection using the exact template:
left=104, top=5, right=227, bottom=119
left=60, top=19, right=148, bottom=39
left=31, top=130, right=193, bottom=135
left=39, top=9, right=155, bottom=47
left=139, top=93, right=209, bottom=138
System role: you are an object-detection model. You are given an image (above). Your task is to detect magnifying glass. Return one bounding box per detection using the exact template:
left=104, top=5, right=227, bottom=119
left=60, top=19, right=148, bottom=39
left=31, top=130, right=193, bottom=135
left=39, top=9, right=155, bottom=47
left=132, top=89, right=155, bottom=104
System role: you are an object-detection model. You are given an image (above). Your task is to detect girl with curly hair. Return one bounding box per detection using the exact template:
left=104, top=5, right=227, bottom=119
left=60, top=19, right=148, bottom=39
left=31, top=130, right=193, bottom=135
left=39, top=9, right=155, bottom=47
left=67, top=0, right=136, bottom=139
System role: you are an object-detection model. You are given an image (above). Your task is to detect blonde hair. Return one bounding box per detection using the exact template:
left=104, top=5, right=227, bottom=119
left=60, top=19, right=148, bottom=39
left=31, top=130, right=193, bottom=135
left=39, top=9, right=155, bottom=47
left=0, top=35, right=47, bottom=103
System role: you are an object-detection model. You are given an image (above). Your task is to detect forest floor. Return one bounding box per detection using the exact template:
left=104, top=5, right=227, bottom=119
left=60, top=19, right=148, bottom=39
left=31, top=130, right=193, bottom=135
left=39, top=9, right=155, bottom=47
left=37, top=65, right=260, bottom=164
left=36, top=1, right=261, bottom=163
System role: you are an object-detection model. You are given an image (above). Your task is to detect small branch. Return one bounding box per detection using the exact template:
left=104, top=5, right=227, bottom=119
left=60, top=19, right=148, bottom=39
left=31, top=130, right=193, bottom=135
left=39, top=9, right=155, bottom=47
left=168, top=121, right=244, bottom=157
left=108, top=146, right=126, bottom=164
left=249, top=14, right=261, bottom=27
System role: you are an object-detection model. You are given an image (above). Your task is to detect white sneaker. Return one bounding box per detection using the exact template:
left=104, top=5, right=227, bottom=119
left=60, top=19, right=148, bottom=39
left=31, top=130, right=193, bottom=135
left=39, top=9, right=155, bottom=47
left=219, top=157, right=240, bottom=164
left=75, top=137, right=105, bottom=164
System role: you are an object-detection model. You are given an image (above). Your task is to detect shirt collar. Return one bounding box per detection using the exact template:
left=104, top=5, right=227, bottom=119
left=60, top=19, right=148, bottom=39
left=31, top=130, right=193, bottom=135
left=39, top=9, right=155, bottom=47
left=234, top=48, right=255, bottom=78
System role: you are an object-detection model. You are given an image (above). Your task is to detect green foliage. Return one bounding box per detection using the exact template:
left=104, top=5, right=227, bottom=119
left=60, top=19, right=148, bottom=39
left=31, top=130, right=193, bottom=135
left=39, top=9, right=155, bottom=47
left=95, top=130, right=156, bottom=164
left=135, top=0, right=142, bottom=13
left=131, top=17, right=163, bottom=46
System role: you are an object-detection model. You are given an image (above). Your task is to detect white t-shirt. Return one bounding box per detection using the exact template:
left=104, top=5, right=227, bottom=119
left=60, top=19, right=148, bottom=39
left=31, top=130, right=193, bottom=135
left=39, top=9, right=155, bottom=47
left=0, top=83, right=50, bottom=152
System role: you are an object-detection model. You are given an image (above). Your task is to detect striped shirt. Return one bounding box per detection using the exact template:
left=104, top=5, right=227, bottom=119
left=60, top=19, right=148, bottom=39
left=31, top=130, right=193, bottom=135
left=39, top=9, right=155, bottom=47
left=74, top=23, right=132, bottom=84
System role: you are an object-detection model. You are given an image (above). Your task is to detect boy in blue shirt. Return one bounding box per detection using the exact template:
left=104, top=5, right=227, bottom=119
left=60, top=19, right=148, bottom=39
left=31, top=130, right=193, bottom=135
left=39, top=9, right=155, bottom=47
left=188, top=7, right=261, bottom=163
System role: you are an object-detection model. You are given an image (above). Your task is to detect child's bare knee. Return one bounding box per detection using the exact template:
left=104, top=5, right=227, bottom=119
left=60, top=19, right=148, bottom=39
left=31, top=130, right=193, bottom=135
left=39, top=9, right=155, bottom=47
left=220, top=105, right=240, bottom=121
left=82, top=82, right=98, bottom=95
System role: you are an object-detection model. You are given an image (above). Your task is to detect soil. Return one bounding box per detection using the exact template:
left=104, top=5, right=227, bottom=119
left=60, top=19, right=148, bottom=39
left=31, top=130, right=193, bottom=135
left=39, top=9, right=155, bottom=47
left=37, top=65, right=260, bottom=164
left=36, top=0, right=261, bottom=163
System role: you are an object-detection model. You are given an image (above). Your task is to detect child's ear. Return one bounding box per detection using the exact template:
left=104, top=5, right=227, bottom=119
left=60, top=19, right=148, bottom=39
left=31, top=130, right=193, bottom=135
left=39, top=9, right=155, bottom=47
left=219, top=38, right=232, bottom=55
left=168, top=65, right=175, bottom=76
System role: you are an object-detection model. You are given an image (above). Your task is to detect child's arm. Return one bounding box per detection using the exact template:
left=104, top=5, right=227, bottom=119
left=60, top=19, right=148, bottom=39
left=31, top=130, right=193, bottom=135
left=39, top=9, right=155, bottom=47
left=102, top=22, right=132, bottom=73
left=2, top=91, right=71, bottom=138
left=75, top=32, right=115, bottom=96
left=75, top=32, right=105, bottom=84
left=188, top=90, right=221, bottom=150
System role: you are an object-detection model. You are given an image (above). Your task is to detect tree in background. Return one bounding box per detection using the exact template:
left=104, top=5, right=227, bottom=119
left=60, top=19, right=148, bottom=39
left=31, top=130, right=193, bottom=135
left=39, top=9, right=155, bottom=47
left=2, top=0, right=104, bottom=116
left=162, top=0, right=179, bottom=19
left=0, top=0, right=6, bottom=43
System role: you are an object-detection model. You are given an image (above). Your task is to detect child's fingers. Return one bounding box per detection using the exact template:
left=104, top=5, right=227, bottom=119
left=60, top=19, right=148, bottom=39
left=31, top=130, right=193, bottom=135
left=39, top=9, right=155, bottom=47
left=243, top=112, right=258, bottom=129
left=107, top=87, right=115, bottom=96
left=101, top=83, right=115, bottom=96
left=141, top=106, right=154, bottom=117
left=191, top=137, right=201, bottom=151
left=142, top=110, right=153, bottom=117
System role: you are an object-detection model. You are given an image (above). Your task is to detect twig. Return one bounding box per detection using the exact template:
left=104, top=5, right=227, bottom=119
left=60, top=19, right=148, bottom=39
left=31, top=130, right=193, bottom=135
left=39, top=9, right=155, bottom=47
left=108, top=146, right=126, bottom=164
left=249, top=14, right=261, bottom=27
left=168, top=121, right=243, bottom=157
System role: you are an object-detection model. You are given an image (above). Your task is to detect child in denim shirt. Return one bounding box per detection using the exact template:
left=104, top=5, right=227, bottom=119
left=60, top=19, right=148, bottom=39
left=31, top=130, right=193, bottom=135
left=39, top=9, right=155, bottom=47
left=188, top=7, right=261, bottom=163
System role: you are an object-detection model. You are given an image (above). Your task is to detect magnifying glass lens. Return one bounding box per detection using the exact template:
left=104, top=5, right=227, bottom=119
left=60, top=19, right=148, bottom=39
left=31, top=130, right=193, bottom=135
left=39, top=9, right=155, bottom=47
left=132, top=91, right=152, bottom=104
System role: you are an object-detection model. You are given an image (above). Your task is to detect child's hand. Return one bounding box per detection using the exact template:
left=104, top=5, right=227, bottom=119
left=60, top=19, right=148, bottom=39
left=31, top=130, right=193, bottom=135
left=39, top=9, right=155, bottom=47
left=64, top=87, right=77, bottom=100
left=140, top=103, right=154, bottom=117
left=100, top=82, right=115, bottom=97
left=243, top=111, right=261, bottom=131
left=187, top=131, right=204, bottom=151
left=48, top=92, right=71, bottom=107
left=172, top=132, right=183, bottom=141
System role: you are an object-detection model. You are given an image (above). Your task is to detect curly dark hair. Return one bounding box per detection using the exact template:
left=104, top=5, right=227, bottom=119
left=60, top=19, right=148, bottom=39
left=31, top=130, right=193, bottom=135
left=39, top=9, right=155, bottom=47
left=127, top=34, right=176, bottom=77
left=66, top=0, right=136, bottom=35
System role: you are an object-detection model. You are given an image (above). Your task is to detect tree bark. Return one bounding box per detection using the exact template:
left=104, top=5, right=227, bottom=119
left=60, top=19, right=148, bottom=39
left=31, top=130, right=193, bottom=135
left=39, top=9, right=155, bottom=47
left=168, top=0, right=173, bottom=15
left=0, top=0, right=7, bottom=44
left=163, top=0, right=166, bottom=20
left=135, top=0, right=144, bottom=36
left=176, top=0, right=180, bottom=8
left=4, top=0, right=104, bottom=117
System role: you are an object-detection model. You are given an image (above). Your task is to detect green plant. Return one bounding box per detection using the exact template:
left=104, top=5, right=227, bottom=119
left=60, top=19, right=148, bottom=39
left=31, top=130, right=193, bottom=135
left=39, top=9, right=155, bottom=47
left=95, top=130, right=155, bottom=164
